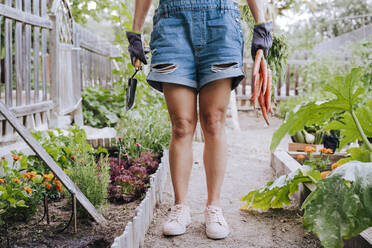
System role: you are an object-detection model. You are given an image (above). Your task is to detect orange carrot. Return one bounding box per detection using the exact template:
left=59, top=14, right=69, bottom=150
left=250, top=73, right=260, bottom=108
left=253, top=50, right=263, bottom=76
left=258, top=93, right=270, bottom=125
left=260, top=58, right=268, bottom=95
left=265, top=68, right=272, bottom=113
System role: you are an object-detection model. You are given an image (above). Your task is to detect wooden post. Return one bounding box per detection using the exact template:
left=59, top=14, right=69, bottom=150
left=73, top=193, right=77, bottom=233
left=294, top=52, right=299, bottom=96
left=286, top=64, right=290, bottom=97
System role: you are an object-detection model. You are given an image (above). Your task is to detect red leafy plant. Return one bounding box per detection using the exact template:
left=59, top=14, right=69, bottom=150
left=108, top=152, right=161, bottom=203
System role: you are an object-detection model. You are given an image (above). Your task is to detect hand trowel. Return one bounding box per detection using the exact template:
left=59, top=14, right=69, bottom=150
left=126, top=59, right=142, bottom=110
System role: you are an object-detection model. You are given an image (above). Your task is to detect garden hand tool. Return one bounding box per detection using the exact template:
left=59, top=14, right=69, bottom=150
left=126, top=59, right=141, bottom=110
left=125, top=30, right=150, bottom=110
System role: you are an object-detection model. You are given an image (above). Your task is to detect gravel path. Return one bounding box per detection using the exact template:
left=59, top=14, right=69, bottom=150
left=144, top=112, right=320, bottom=248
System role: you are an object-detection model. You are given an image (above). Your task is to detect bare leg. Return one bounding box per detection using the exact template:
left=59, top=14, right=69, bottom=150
left=163, top=83, right=198, bottom=205
left=199, top=78, right=232, bottom=207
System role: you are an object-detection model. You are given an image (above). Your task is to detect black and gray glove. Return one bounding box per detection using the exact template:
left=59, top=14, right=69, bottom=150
left=126, top=31, right=148, bottom=66
left=251, top=21, right=273, bottom=60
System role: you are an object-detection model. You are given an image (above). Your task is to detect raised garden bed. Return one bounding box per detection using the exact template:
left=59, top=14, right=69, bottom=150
left=0, top=134, right=170, bottom=248
left=271, top=149, right=372, bottom=248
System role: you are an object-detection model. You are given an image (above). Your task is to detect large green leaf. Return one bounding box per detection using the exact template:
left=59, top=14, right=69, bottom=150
left=270, top=67, right=366, bottom=151
left=240, top=165, right=321, bottom=211
left=301, top=161, right=372, bottom=248
left=325, top=100, right=372, bottom=149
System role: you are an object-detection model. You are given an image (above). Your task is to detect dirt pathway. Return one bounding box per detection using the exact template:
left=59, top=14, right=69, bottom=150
left=144, top=112, right=320, bottom=248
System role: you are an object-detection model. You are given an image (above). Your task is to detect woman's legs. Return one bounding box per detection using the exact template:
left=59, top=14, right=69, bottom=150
left=163, top=82, right=198, bottom=205
left=199, top=78, right=232, bottom=207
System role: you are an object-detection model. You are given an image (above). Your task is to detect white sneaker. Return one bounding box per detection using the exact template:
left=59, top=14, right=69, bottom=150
left=162, top=204, right=191, bottom=236
left=204, top=205, right=230, bottom=239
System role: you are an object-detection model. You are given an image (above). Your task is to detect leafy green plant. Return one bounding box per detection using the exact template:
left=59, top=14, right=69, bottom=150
left=302, top=161, right=372, bottom=248
left=30, top=125, right=105, bottom=172
left=270, top=67, right=372, bottom=161
left=240, top=165, right=321, bottom=211
left=116, top=107, right=171, bottom=158
left=66, top=154, right=110, bottom=217
left=267, top=34, right=289, bottom=87
left=0, top=156, right=44, bottom=225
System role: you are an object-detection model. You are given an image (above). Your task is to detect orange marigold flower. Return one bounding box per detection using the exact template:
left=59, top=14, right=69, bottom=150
left=24, top=171, right=38, bottom=180
left=297, top=154, right=305, bottom=160
left=24, top=186, right=32, bottom=195
left=43, top=181, right=52, bottom=190
left=325, top=148, right=333, bottom=154
left=13, top=178, right=21, bottom=183
left=12, top=154, right=21, bottom=161
left=331, top=163, right=341, bottom=170
left=56, top=181, right=63, bottom=192
left=23, top=173, right=31, bottom=180
left=43, top=173, right=54, bottom=182
left=0, top=179, right=5, bottom=183
left=321, top=171, right=331, bottom=179
left=304, top=146, right=316, bottom=154
left=318, top=148, right=327, bottom=154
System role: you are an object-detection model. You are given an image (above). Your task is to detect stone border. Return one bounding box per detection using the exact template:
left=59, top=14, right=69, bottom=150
left=111, top=149, right=170, bottom=248
left=270, top=149, right=372, bottom=247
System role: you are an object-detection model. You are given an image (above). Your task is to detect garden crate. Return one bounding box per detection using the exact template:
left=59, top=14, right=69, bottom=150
left=288, top=143, right=323, bottom=152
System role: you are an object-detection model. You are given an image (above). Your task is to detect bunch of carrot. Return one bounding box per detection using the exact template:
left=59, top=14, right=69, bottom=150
left=250, top=49, right=273, bottom=125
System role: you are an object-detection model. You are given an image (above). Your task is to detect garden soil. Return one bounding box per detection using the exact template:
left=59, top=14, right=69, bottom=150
left=144, top=111, right=321, bottom=248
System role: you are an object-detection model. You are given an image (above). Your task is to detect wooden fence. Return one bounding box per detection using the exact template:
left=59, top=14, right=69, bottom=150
left=0, top=0, right=120, bottom=142
left=236, top=52, right=308, bottom=109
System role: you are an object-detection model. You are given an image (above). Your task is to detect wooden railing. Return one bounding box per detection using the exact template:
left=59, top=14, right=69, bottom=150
left=0, top=0, right=52, bottom=142
left=0, top=0, right=120, bottom=142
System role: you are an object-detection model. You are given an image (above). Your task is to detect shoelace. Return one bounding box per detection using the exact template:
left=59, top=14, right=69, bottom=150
left=206, top=208, right=225, bottom=225
left=168, top=205, right=186, bottom=223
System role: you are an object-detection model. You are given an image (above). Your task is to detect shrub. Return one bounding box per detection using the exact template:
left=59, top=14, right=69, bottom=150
left=66, top=154, right=110, bottom=217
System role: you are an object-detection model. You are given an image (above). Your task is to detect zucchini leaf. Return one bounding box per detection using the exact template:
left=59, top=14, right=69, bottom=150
left=325, top=99, right=372, bottom=149
left=301, top=161, right=372, bottom=248
left=270, top=67, right=364, bottom=151
left=240, top=165, right=321, bottom=211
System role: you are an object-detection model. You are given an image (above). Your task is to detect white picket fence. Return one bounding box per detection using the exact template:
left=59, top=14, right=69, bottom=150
left=111, top=149, right=170, bottom=248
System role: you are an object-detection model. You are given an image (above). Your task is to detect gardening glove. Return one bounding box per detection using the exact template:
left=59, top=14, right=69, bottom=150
left=126, top=31, right=148, bottom=66
left=251, top=21, right=273, bottom=60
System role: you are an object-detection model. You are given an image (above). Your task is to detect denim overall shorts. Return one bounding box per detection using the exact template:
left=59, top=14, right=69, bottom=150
left=146, top=0, right=245, bottom=93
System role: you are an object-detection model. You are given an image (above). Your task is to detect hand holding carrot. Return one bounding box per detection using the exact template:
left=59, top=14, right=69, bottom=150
left=250, top=49, right=273, bottom=125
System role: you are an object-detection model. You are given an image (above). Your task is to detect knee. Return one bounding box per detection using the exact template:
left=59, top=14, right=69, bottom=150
left=200, top=109, right=225, bottom=137
left=172, top=116, right=196, bottom=139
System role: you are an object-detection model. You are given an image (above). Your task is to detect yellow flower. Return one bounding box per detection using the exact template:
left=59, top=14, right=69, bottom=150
left=24, top=186, right=32, bottom=195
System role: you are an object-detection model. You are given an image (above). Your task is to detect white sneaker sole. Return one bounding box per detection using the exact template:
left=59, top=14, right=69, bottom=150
left=162, top=220, right=191, bottom=236
left=206, top=228, right=230, bottom=239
